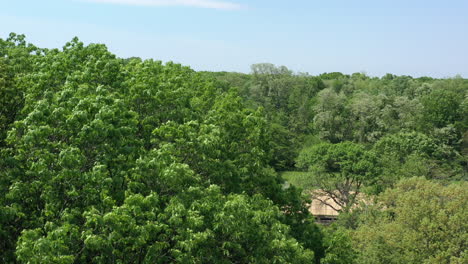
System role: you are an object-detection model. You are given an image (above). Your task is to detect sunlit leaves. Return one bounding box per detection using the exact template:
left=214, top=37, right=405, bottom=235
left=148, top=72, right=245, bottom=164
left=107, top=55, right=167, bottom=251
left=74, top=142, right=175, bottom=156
left=354, top=178, right=468, bottom=264
left=0, top=34, right=320, bottom=263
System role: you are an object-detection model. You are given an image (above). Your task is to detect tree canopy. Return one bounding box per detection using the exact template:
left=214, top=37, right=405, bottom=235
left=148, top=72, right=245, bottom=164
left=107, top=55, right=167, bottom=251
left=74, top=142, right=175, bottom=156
left=0, top=34, right=322, bottom=263
left=354, top=178, right=467, bottom=264
left=1, top=34, right=467, bottom=263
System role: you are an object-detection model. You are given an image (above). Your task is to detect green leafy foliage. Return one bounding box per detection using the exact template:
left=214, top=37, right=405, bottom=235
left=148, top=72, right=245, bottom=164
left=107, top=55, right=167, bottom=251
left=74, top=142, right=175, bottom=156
left=209, top=66, right=466, bottom=263
left=320, top=227, right=357, bottom=264
left=0, top=35, right=321, bottom=263
left=354, top=178, right=468, bottom=264
left=296, top=142, right=379, bottom=212
left=1, top=32, right=467, bottom=263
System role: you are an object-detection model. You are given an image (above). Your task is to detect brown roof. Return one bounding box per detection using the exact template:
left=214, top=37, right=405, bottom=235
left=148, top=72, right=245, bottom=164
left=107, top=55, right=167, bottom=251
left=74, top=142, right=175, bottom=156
left=308, top=190, right=369, bottom=216
left=309, top=192, right=340, bottom=216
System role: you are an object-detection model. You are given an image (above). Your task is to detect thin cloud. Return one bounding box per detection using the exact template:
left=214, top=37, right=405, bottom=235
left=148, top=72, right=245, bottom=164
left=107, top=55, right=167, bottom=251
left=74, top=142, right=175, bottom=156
left=82, top=0, right=244, bottom=10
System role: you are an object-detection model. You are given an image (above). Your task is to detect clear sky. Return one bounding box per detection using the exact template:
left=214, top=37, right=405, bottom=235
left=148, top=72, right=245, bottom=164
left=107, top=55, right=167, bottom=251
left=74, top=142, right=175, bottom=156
left=1, top=0, right=467, bottom=77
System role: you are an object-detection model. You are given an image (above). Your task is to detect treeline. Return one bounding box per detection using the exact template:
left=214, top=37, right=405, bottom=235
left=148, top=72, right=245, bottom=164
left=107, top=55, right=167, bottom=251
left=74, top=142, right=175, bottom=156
left=204, top=64, right=467, bottom=177
left=0, top=33, right=466, bottom=263
left=204, top=63, right=468, bottom=263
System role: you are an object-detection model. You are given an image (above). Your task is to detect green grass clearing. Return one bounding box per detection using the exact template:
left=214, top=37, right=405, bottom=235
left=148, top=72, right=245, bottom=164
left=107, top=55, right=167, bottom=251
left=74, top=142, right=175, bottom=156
left=281, top=171, right=315, bottom=192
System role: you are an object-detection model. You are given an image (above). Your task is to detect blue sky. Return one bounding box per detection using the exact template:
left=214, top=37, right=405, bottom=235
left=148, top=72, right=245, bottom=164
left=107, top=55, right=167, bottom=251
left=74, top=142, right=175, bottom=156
left=1, top=0, right=467, bottom=77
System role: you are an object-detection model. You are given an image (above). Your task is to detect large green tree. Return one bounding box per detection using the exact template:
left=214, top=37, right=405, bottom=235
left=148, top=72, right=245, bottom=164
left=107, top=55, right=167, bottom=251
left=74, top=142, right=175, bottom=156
left=354, top=177, right=468, bottom=264
left=0, top=35, right=324, bottom=263
left=296, top=142, right=379, bottom=212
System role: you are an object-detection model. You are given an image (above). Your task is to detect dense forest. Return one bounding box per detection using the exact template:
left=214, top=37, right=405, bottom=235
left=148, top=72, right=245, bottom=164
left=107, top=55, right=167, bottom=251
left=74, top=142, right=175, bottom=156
left=0, top=33, right=466, bottom=263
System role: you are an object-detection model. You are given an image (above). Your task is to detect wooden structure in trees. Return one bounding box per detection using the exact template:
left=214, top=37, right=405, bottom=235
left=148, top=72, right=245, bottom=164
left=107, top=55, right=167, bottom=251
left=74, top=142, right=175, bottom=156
left=309, top=192, right=340, bottom=224
left=309, top=190, right=368, bottom=224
